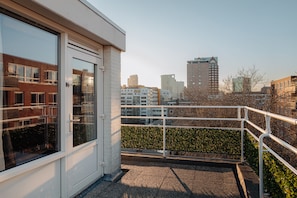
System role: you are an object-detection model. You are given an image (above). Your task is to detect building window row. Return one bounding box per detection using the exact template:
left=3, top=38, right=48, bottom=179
left=8, top=63, right=59, bottom=85
left=8, top=63, right=40, bottom=83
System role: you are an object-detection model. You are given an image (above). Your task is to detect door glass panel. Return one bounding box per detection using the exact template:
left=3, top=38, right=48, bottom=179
left=0, top=13, right=59, bottom=172
left=72, top=58, right=96, bottom=147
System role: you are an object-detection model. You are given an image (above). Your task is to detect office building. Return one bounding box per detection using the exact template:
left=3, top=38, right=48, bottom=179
left=187, top=57, right=219, bottom=95
left=161, top=74, right=184, bottom=100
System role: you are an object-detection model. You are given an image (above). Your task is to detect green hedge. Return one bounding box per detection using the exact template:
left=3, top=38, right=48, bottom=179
left=245, top=132, right=297, bottom=198
left=121, top=126, right=241, bottom=158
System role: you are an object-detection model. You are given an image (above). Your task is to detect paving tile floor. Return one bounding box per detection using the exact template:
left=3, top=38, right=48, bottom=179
left=78, top=156, right=243, bottom=198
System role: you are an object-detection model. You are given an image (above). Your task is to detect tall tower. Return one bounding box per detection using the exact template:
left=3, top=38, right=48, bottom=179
left=187, top=57, right=219, bottom=95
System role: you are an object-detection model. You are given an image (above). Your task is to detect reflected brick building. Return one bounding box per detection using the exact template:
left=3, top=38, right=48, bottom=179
left=2, top=54, right=58, bottom=130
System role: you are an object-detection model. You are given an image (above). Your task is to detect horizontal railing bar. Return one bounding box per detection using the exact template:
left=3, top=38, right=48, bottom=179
left=121, top=124, right=161, bottom=127
left=165, top=126, right=242, bottom=131
left=245, top=128, right=260, bottom=142
left=122, top=105, right=243, bottom=109
left=269, top=133, right=297, bottom=155
left=263, top=143, right=297, bottom=176
left=121, top=116, right=241, bottom=121
left=245, top=106, right=297, bottom=125
left=0, top=105, right=46, bottom=110
left=0, top=116, right=43, bottom=123
left=121, top=124, right=242, bottom=131
left=245, top=120, right=266, bottom=134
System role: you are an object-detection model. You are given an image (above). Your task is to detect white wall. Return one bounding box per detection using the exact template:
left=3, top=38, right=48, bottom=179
left=0, top=161, right=61, bottom=198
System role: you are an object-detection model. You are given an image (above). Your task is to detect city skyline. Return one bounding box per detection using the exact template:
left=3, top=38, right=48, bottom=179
left=88, top=0, right=297, bottom=88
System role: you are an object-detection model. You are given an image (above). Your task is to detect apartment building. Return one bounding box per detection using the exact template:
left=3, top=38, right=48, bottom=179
left=271, top=76, right=297, bottom=117
left=270, top=76, right=297, bottom=145
left=0, top=1, right=125, bottom=197
left=121, top=87, right=159, bottom=124
left=187, top=57, right=219, bottom=95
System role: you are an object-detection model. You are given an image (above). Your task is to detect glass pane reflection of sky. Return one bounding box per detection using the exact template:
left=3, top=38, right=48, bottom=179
left=72, top=58, right=94, bottom=73
left=0, top=14, right=58, bottom=65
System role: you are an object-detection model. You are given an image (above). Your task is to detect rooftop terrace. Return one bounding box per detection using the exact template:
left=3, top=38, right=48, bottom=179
left=77, top=155, right=258, bottom=198
left=79, top=105, right=296, bottom=198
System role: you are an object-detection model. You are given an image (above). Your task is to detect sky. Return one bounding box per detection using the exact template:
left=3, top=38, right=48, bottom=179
left=87, top=0, right=297, bottom=89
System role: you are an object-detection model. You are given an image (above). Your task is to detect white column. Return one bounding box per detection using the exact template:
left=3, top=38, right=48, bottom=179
left=103, top=46, right=122, bottom=180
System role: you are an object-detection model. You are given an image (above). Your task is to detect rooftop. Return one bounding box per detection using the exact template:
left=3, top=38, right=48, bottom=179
left=77, top=154, right=259, bottom=198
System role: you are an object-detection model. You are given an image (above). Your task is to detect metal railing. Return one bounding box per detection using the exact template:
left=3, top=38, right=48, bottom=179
left=121, top=105, right=297, bottom=198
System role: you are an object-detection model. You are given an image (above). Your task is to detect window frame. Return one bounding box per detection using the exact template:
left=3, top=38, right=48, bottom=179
left=14, top=92, right=24, bottom=106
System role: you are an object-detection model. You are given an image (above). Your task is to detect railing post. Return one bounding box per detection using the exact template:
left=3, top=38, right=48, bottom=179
left=162, top=106, right=166, bottom=158
left=239, top=107, right=244, bottom=163
left=237, top=107, right=241, bottom=119
left=241, top=119, right=244, bottom=163
left=259, top=114, right=271, bottom=198
left=244, top=108, right=249, bottom=121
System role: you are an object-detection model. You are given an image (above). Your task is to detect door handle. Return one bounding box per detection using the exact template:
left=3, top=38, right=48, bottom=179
left=69, top=113, right=80, bottom=133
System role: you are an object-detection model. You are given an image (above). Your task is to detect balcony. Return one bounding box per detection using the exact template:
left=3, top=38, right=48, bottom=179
left=80, top=105, right=297, bottom=198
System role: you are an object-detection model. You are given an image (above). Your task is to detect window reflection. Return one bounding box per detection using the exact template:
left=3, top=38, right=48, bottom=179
left=72, top=58, right=96, bottom=146
left=0, top=13, right=59, bottom=171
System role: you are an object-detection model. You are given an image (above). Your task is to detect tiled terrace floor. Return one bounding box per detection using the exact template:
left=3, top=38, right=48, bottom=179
left=77, top=154, right=257, bottom=198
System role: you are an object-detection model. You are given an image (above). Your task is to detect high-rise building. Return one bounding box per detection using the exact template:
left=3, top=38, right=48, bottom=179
left=187, top=57, right=219, bottom=95
left=161, top=74, right=184, bottom=100
left=127, top=74, right=138, bottom=87
left=232, top=77, right=251, bottom=93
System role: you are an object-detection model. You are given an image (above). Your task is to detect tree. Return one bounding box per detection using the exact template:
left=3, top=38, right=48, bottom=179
left=184, top=87, right=210, bottom=105
left=219, top=66, right=273, bottom=110
left=237, top=66, right=268, bottom=91
left=221, top=65, right=267, bottom=93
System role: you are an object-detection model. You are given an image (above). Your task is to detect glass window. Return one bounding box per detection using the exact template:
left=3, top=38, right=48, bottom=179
left=0, top=13, right=59, bottom=171
left=48, top=93, right=57, bottom=104
left=14, top=92, right=24, bottom=105
left=72, top=58, right=96, bottom=147
left=31, top=92, right=45, bottom=105
left=45, top=70, right=57, bottom=84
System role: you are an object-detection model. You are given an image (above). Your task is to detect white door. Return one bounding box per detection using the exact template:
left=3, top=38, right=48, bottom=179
left=66, top=45, right=103, bottom=197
